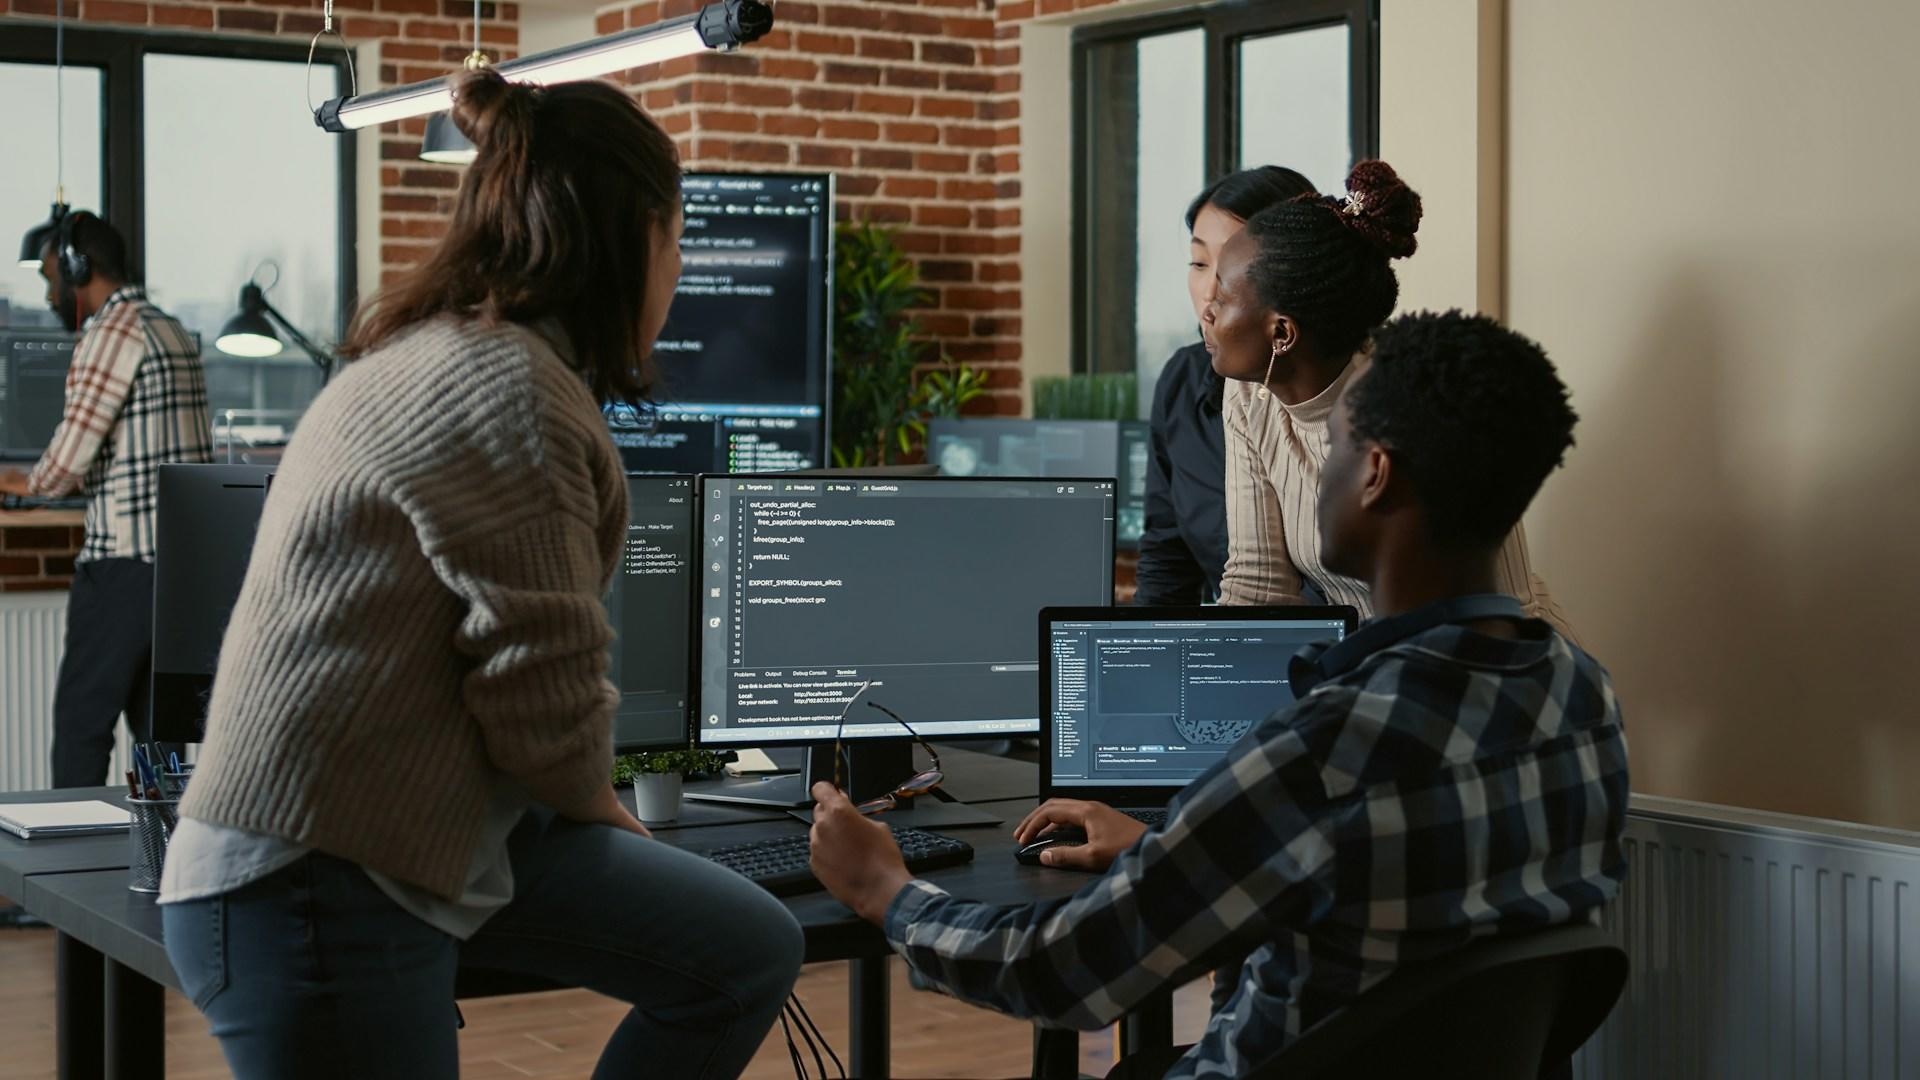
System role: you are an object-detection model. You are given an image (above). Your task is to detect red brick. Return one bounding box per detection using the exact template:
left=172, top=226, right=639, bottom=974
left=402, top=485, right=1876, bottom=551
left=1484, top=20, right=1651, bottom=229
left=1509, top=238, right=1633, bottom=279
left=942, top=179, right=996, bottom=200
left=796, top=30, right=856, bottom=55
left=858, top=147, right=914, bottom=171
left=882, top=176, right=939, bottom=199
left=920, top=314, right=970, bottom=337
left=728, top=140, right=792, bottom=165
left=972, top=316, right=1021, bottom=336
left=918, top=97, right=975, bottom=120
left=2, top=527, right=72, bottom=552
left=377, top=0, right=438, bottom=13
left=835, top=172, right=880, bottom=196
left=595, top=9, right=622, bottom=33
left=896, top=232, right=942, bottom=255
left=404, top=18, right=463, bottom=39
left=854, top=91, right=914, bottom=117
left=762, top=58, right=820, bottom=81
left=985, top=46, right=1020, bottom=67
left=917, top=258, right=972, bottom=281
left=999, top=0, right=1034, bottom=18
left=914, top=151, right=971, bottom=174
left=697, top=110, right=758, bottom=134
left=643, top=87, right=675, bottom=110
left=676, top=81, right=728, bottom=105
left=993, top=125, right=1020, bottom=147
left=623, top=1, right=659, bottom=25
left=943, top=15, right=996, bottom=40
left=774, top=0, right=817, bottom=22
left=989, top=151, right=1019, bottom=172
left=730, top=84, right=794, bottom=108
left=823, top=62, right=882, bottom=86
left=381, top=139, right=424, bottom=160
left=354, top=18, right=410, bottom=39
left=859, top=202, right=913, bottom=225
left=820, top=117, right=879, bottom=140
left=799, top=144, right=855, bottom=168
left=383, top=193, right=443, bottom=212
left=697, top=52, right=760, bottom=78
left=0, top=556, right=39, bottom=575
left=880, top=9, right=941, bottom=35
left=151, top=4, right=214, bottom=27
left=921, top=42, right=975, bottom=66
left=995, top=72, right=1022, bottom=93
left=480, top=24, right=515, bottom=45
left=381, top=217, right=449, bottom=239
left=942, top=124, right=996, bottom=148
left=884, top=67, right=940, bottom=91
left=281, top=13, right=326, bottom=35
left=660, top=113, right=694, bottom=136
left=2, top=579, right=70, bottom=593
left=978, top=207, right=1023, bottom=228
left=995, top=179, right=1022, bottom=199
left=884, top=121, right=940, bottom=144
left=763, top=115, right=819, bottom=138
left=979, top=261, right=1022, bottom=283
left=858, top=37, right=913, bottom=62
left=82, top=0, right=149, bottom=23
left=398, top=65, right=456, bottom=84
left=944, top=71, right=994, bottom=94
left=979, top=98, right=1021, bottom=121
left=797, top=88, right=856, bottom=112
left=216, top=6, right=278, bottom=30
left=917, top=206, right=972, bottom=229
left=383, top=242, right=438, bottom=266
left=1038, top=0, right=1072, bottom=12
left=822, top=2, right=883, bottom=30
left=396, top=168, right=462, bottom=190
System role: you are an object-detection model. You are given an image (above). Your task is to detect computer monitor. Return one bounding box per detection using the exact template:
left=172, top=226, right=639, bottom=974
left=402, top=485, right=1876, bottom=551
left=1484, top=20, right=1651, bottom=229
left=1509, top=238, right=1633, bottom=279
left=607, top=172, right=833, bottom=475
left=0, top=330, right=76, bottom=461
left=925, top=418, right=1149, bottom=549
left=689, top=474, right=1115, bottom=814
left=149, top=465, right=696, bottom=750
left=150, top=464, right=274, bottom=743
left=607, top=475, right=697, bottom=751
left=1039, top=606, right=1359, bottom=809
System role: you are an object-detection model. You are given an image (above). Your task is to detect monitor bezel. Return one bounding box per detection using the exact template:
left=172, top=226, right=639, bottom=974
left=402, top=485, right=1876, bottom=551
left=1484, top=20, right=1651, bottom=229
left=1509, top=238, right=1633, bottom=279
left=1037, top=604, right=1361, bottom=805
left=612, top=472, right=700, bottom=753
left=692, top=472, right=1122, bottom=747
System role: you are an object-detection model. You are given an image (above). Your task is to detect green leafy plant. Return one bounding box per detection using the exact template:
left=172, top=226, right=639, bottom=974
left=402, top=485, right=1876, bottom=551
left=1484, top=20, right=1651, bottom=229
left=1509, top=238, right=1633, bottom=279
left=832, top=222, right=988, bottom=466
left=612, top=748, right=726, bottom=784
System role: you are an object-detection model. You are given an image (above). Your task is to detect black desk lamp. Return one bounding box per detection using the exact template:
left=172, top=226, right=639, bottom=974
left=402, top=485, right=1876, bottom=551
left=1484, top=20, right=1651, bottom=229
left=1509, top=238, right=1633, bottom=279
left=215, top=265, right=335, bottom=380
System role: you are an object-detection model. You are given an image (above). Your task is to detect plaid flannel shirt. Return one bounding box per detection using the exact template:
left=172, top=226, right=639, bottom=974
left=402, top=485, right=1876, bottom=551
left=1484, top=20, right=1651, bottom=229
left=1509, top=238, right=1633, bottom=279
left=28, top=286, right=213, bottom=562
left=884, top=594, right=1629, bottom=1079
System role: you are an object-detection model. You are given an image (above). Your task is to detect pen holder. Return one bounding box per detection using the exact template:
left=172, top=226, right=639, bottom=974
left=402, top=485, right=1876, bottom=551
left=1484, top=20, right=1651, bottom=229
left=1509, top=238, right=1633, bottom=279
left=127, top=794, right=182, bottom=894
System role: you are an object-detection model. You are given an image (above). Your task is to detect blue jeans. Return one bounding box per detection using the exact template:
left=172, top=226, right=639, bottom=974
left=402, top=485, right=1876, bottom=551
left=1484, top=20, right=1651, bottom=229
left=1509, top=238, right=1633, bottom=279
left=162, top=807, right=804, bottom=1079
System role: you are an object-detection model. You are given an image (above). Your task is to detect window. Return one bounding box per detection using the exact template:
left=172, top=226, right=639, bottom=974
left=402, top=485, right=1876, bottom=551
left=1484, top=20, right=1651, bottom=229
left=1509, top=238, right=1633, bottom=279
left=0, top=27, right=355, bottom=445
left=1072, top=1, right=1377, bottom=410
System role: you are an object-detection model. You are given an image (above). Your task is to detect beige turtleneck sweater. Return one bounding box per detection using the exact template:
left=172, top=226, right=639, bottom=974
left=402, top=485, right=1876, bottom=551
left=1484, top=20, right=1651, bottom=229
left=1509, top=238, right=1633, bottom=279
left=1218, top=365, right=1576, bottom=637
left=178, top=315, right=628, bottom=901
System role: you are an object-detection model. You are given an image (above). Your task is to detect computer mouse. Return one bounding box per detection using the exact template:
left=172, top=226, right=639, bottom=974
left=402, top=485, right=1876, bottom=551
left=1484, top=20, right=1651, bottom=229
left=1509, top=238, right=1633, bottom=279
left=1015, top=827, right=1089, bottom=866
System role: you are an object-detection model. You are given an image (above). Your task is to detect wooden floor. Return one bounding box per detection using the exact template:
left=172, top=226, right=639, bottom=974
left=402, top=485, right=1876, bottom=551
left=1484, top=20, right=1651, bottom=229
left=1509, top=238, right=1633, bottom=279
left=0, top=925, right=1211, bottom=1079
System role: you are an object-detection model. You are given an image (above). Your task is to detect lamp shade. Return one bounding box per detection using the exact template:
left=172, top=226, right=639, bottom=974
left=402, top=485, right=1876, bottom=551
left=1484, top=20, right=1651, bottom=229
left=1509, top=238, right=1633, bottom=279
left=17, top=202, right=67, bottom=268
left=215, top=284, right=283, bottom=357
left=420, top=112, right=478, bottom=165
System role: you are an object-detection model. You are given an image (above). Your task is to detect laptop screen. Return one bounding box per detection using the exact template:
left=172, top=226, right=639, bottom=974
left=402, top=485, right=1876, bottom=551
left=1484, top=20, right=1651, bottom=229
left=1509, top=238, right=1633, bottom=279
left=1043, top=609, right=1354, bottom=798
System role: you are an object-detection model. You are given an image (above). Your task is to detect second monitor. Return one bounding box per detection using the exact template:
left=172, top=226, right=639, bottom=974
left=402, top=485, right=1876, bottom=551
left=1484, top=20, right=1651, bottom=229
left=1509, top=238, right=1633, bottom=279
left=697, top=475, right=1116, bottom=754
left=926, top=418, right=1149, bottom=549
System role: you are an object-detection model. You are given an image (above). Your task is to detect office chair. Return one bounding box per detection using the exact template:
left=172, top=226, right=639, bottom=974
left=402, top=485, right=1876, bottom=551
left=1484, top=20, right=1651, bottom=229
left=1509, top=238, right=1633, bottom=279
left=1234, top=921, right=1627, bottom=1080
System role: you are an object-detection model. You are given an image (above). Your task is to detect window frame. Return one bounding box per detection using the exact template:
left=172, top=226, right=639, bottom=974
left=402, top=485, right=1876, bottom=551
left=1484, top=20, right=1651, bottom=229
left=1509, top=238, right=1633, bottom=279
left=0, top=24, right=359, bottom=338
left=1069, top=0, right=1379, bottom=375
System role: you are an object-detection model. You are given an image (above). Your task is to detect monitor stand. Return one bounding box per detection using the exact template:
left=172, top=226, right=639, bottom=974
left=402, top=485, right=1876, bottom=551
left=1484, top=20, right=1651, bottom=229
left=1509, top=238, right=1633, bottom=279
left=685, top=740, right=1005, bottom=828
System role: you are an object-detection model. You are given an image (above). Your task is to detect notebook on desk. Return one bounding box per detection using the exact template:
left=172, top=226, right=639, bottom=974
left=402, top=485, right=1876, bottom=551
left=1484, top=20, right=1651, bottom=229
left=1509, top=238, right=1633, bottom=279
left=1038, top=606, right=1359, bottom=824
left=0, top=800, right=132, bottom=840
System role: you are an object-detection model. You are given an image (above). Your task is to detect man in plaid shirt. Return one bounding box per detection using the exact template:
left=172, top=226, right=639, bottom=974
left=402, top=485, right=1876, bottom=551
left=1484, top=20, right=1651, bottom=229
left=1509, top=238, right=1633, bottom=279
left=0, top=211, right=211, bottom=786
left=808, top=311, right=1629, bottom=1079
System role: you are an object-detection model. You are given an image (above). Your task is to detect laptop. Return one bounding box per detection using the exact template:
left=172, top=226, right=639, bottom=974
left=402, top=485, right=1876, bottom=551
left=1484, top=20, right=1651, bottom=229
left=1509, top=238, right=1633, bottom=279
left=1039, top=605, right=1360, bottom=825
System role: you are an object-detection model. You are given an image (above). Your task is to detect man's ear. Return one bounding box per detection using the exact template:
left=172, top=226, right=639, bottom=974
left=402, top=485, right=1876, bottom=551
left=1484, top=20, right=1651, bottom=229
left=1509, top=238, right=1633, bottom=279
left=1358, top=444, right=1392, bottom=511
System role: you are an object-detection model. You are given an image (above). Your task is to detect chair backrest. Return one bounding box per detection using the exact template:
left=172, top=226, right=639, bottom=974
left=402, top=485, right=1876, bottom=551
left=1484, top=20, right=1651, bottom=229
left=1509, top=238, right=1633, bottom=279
left=1247, top=922, right=1627, bottom=1080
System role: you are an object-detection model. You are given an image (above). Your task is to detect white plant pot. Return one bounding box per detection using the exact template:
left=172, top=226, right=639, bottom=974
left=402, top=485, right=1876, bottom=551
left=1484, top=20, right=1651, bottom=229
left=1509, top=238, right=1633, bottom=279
left=632, top=772, right=684, bottom=823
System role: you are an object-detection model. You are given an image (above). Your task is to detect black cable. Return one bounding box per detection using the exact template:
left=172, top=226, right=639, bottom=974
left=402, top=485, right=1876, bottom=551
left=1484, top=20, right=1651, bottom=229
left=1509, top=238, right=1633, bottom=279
left=787, top=999, right=829, bottom=1080
left=778, top=1005, right=808, bottom=1080
left=790, top=994, right=845, bottom=1079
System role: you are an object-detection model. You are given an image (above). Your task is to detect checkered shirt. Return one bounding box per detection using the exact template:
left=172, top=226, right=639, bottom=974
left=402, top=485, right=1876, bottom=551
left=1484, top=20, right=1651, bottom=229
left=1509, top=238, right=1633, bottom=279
left=882, top=594, right=1630, bottom=1079
left=28, top=286, right=213, bottom=562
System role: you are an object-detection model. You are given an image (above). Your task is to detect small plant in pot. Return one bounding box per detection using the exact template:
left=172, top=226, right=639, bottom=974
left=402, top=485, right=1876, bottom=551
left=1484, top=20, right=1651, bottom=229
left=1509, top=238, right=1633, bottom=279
left=612, top=748, right=726, bottom=823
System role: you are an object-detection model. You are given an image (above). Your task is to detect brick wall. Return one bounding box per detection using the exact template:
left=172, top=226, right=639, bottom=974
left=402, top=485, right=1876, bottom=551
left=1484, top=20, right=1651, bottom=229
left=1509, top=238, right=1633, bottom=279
left=0, top=0, right=522, bottom=282
left=0, top=517, right=83, bottom=592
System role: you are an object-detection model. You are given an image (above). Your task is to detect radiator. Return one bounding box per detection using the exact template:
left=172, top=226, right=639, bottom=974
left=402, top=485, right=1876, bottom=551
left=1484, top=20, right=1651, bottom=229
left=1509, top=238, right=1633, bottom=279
left=0, top=593, right=131, bottom=793
left=1575, top=796, right=1920, bottom=1079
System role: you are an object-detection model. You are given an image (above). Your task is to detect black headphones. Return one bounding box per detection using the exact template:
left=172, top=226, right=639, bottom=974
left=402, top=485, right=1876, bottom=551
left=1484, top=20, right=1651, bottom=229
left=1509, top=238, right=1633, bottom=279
left=56, top=212, right=93, bottom=289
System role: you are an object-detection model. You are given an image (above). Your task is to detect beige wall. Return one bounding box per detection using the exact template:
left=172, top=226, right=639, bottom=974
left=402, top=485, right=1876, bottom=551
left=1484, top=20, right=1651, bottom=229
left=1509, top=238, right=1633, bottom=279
left=1507, top=0, right=1920, bottom=829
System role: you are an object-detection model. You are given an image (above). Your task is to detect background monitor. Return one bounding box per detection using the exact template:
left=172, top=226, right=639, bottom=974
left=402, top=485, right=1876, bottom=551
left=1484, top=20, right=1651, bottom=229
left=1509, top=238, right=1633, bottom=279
left=1039, top=607, right=1359, bottom=805
left=607, top=475, right=697, bottom=751
left=0, top=330, right=76, bottom=461
left=925, top=418, right=1149, bottom=548
left=695, top=474, right=1117, bottom=746
left=608, top=172, right=833, bottom=476
left=149, top=465, right=696, bottom=750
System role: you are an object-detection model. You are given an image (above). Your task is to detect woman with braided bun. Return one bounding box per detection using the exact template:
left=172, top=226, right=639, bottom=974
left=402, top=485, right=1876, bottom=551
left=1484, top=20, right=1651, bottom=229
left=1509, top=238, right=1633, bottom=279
left=1204, top=160, right=1575, bottom=632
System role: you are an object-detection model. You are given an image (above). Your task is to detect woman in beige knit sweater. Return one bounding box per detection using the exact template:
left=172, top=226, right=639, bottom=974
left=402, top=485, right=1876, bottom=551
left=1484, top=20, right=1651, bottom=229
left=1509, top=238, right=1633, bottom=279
left=1206, top=160, right=1574, bottom=634
left=158, top=71, right=803, bottom=1079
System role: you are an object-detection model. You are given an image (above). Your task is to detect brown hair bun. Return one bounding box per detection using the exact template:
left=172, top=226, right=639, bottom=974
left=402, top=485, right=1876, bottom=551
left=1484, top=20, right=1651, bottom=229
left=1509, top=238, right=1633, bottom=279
left=1338, top=159, right=1422, bottom=260
left=449, top=68, right=536, bottom=162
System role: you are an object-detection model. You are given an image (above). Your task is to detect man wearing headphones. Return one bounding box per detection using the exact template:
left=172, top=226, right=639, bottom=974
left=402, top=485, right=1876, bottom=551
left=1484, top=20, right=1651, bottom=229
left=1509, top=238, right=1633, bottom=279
left=0, top=211, right=212, bottom=786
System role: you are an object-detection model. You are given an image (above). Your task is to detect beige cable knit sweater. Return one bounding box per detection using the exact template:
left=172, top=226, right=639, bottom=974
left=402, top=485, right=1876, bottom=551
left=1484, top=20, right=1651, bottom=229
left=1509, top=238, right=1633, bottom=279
left=179, top=316, right=628, bottom=900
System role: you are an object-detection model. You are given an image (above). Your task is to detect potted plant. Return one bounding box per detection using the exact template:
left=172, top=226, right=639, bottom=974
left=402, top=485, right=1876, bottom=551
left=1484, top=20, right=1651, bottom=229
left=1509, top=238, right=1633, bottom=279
left=612, top=748, right=725, bottom=823
left=831, top=221, right=988, bottom=466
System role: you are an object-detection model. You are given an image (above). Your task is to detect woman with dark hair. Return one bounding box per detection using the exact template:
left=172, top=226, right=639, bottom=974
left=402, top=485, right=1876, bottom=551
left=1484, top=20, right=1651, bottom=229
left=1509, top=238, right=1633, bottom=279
left=158, top=70, right=803, bottom=1079
left=1136, top=165, right=1317, bottom=605
left=1207, top=160, right=1573, bottom=631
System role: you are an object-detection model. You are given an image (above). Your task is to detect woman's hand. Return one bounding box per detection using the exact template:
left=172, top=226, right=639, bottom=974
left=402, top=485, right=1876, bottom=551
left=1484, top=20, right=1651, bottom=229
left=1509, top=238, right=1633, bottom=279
left=1013, top=798, right=1148, bottom=872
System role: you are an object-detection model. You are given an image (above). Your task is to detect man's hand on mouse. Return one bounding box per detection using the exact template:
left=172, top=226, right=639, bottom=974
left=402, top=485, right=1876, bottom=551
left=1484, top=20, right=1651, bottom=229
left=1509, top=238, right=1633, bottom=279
left=1014, top=798, right=1148, bottom=872
left=808, top=781, right=913, bottom=925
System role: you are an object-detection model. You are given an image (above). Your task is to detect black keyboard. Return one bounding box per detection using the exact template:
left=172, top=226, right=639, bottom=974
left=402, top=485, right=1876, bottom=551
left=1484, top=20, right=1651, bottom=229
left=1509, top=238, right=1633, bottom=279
left=1121, top=809, right=1168, bottom=828
left=699, top=826, right=975, bottom=897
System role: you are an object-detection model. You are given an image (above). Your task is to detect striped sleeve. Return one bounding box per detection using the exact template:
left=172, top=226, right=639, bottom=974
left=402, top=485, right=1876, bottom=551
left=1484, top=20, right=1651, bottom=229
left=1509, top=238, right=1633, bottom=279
left=1218, top=386, right=1303, bottom=606
left=28, top=306, right=146, bottom=497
